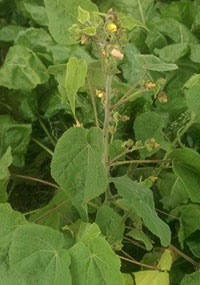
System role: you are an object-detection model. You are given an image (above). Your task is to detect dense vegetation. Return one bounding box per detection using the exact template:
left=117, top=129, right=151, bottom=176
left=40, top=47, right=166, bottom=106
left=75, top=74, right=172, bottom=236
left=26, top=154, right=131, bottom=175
left=1, top=0, right=200, bottom=284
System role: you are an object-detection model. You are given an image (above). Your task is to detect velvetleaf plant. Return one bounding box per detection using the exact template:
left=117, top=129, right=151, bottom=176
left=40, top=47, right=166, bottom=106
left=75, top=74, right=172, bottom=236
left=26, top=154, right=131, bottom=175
left=1, top=0, right=200, bottom=284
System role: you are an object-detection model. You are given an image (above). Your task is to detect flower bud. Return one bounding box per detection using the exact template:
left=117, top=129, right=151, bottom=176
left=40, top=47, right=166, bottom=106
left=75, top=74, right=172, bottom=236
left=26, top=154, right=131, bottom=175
left=110, top=48, right=124, bottom=60
left=95, top=89, right=105, bottom=98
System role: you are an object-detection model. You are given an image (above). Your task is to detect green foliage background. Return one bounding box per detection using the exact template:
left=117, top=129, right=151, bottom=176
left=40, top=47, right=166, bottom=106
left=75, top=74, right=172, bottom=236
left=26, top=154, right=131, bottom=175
left=1, top=0, right=200, bottom=284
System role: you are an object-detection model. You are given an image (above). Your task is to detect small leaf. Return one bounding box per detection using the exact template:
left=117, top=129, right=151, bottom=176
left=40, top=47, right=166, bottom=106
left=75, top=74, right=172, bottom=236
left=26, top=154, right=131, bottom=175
left=119, top=13, right=146, bottom=31
left=190, top=44, right=200, bottom=63
left=78, top=6, right=90, bottom=24
left=82, top=26, right=96, bottom=36
left=0, top=45, right=49, bottom=90
left=127, top=229, right=153, bottom=251
left=171, top=148, right=200, bottom=203
left=95, top=206, right=125, bottom=244
left=77, top=223, right=100, bottom=242
left=134, top=111, right=170, bottom=158
left=0, top=25, right=26, bottom=42
left=123, top=274, right=134, bottom=285
left=0, top=115, right=32, bottom=167
left=158, top=172, right=188, bottom=210
left=184, top=74, right=200, bottom=88
left=180, top=271, right=200, bottom=285
left=65, top=57, right=88, bottom=116
left=0, top=203, right=27, bottom=271
left=0, top=147, right=12, bottom=203
left=44, top=0, right=98, bottom=45
left=171, top=204, right=200, bottom=246
left=134, top=271, right=169, bottom=285
left=157, top=249, right=172, bottom=271
left=185, top=84, right=200, bottom=121
left=187, top=235, right=200, bottom=258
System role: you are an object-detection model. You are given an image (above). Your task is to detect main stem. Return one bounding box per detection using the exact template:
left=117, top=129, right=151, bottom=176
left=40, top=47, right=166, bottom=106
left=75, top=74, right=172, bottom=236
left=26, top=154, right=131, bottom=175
left=103, top=74, right=112, bottom=167
left=103, top=74, right=112, bottom=200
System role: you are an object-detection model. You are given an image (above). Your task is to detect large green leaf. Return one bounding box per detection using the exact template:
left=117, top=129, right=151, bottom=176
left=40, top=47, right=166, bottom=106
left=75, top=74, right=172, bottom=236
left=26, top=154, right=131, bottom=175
left=112, top=176, right=171, bottom=246
left=134, top=271, right=169, bottom=285
left=69, top=223, right=124, bottom=285
left=160, top=0, right=195, bottom=28
left=0, top=203, right=27, bottom=248
left=121, top=48, right=178, bottom=85
left=0, top=147, right=12, bottom=203
left=133, top=54, right=178, bottom=72
left=6, top=91, right=38, bottom=122
left=171, top=204, right=200, bottom=245
left=0, top=115, right=32, bottom=167
left=24, top=3, right=49, bottom=26
left=120, top=44, right=144, bottom=85
left=153, top=18, right=198, bottom=44
left=95, top=205, right=125, bottom=244
left=190, top=44, right=200, bottom=63
left=0, top=25, right=26, bottom=42
left=65, top=57, right=88, bottom=116
left=99, top=0, right=154, bottom=24
left=15, top=27, right=54, bottom=53
left=39, top=90, right=71, bottom=119
left=134, top=249, right=172, bottom=284
left=0, top=265, right=26, bottom=285
left=0, top=203, right=27, bottom=278
left=9, top=224, right=72, bottom=284
left=145, top=29, right=167, bottom=52
left=0, top=45, right=49, bottom=90
left=187, top=235, right=200, bottom=258
left=158, top=172, right=188, bottom=210
left=158, top=43, right=189, bottom=63
left=44, top=0, right=98, bottom=45
left=29, top=191, right=78, bottom=231
left=180, top=272, right=200, bottom=285
left=134, top=111, right=170, bottom=158
left=51, top=127, right=107, bottom=218
left=171, top=148, right=200, bottom=203
left=185, top=84, right=200, bottom=122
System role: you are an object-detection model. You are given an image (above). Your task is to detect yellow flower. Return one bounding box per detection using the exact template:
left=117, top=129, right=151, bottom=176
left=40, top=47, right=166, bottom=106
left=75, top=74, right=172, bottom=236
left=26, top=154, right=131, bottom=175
left=106, top=22, right=118, bottom=33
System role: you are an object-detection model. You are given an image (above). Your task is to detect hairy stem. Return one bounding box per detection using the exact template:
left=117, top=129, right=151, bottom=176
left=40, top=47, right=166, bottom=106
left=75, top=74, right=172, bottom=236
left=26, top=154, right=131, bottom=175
left=109, top=159, right=171, bottom=167
left=11, top=174, right=60, bottom=189
left=169, top=244, right=200, bottom=268
left=120, top=249, right=160, bottom=271
left=103, top=74, right=112, bottom=200
left=87, top=73, right=100, bottom=128
left=38, top=117, right=56, bottom=147
left=112, top=88, right=143, bottom=110
left=103, top=74, right=112, bottom=167
left=32, top=138, right=53, bottom=156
